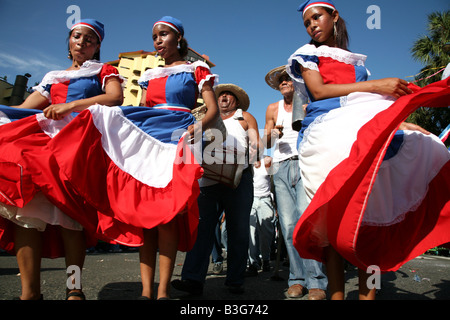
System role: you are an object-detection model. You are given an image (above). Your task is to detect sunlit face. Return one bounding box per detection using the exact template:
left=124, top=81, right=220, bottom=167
left=69, top=26, right=100, bottom=62
left=152, top=24, right=181, bottom=59
left=278, top=74, right=294, bottom=96
left=218, top=91, right=239, bottom=112
left=303, top=7, right=339, bottom=47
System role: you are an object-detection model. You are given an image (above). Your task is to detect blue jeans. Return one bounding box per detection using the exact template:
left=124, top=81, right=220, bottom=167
left=248, top=196, right=275, bottom=267
left=211, top=213, right=227, bottom=263
left=273, top=158, right=327, bottom=290
left=181, top=168, right=253, bottom=286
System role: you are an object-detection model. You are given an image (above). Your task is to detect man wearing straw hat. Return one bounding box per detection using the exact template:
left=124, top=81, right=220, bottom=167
left=172, top=84, right=262, bottom=295
left=263, top=66, right=327, bottom=300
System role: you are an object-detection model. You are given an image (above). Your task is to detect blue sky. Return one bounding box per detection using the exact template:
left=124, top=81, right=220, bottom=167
left=0, top=0, right=448, bottom=136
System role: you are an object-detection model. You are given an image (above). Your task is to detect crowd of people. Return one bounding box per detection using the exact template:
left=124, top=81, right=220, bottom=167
left=0, top=0, right=449, bottom=301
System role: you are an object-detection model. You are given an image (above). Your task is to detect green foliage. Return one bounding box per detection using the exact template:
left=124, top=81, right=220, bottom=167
left=407, top=11, right=450, bottom=144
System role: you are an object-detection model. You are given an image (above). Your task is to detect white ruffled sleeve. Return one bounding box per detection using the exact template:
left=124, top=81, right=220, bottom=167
left=193, top=61, right=218, bottom=92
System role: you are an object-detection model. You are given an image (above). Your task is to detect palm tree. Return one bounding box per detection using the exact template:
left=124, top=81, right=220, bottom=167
left=410, top=12, right=450, bottom=256
left=407, top=11, right=450, bottom=141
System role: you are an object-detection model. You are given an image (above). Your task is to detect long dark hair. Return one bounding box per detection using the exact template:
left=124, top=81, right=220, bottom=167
left=310, top=8, right=349, bottom=50
left=67, top=30, right=101, bottom=61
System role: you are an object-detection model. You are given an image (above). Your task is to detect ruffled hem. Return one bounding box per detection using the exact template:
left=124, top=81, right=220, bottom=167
left=362, top=132, right=447, bottom=227
left=0, top=217, right=97, bottom=258
left=32, top=60, right=103, bottom=93
left=0, top=192, right=83, bottom=231
left=102, top=73, right=126, bottom=91
left=291, top=44, right=367, bottom=68
left=287, top=44, right=368, bottom=83
left=32, top=61, right=126, bottom=102
left=197, top=73, right=218, bottom=92
left=138, top=61, right=218, bottom=91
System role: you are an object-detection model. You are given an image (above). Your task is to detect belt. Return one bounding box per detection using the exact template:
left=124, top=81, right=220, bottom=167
left=282, top=155, right=299, bottom=162
left=254, top=195, right=271, bottom=199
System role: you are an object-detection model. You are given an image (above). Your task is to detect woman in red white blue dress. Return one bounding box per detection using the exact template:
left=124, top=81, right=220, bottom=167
left=0, top=16, right=218, bottom=300
left=136, top=16, right=218, bottom=300
left=0, top=19, right=124, bottom=300
left=288, top=0, right=450, bottom=299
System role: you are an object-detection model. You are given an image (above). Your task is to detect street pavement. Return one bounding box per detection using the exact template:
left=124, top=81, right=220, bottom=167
left=1, top=248, right=449, bottom=301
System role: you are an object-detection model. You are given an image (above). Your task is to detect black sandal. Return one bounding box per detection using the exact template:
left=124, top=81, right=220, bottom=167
left=66, top=290, right=86, bottom=300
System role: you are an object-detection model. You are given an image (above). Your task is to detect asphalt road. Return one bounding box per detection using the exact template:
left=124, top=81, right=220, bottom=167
left=1, top=249, right=449, bottom=301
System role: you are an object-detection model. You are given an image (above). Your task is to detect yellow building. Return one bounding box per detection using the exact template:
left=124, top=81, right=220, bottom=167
left=108, top=48, right=215, bottom=106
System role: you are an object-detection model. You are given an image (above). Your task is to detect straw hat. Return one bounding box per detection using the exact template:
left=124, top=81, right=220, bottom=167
left=265, top=65, right=288, bottom=91
left=215, top=84, right=250, bottom=111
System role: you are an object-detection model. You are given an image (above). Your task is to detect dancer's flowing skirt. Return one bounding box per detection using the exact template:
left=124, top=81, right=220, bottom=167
left=0, top=105, right=202, bottom=257
left=294, top=79, right=450, bottom=272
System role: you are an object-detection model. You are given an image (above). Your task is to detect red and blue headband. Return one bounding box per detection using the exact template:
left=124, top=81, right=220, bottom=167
left=71, top=19, right=105, bottom=42
left=153, top=16, right=184, bottom=36
left=297, top=0, right=336, bottom=16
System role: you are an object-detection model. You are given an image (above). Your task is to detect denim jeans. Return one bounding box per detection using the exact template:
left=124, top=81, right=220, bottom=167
left=273, top=158, right=327, bottom=290
left=211, top=213, right=227, bottom=263
left=181, top=168, right=253, bottom=286
left=248, top=196, right=275, bottom=267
